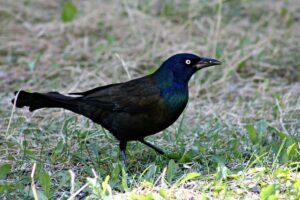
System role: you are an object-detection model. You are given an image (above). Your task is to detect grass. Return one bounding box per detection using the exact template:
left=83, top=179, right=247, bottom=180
left=0, top=0, right=299, bottom=199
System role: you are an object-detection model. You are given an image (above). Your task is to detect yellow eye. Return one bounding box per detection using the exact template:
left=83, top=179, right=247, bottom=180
left=185, top=59, right=191, bottom=65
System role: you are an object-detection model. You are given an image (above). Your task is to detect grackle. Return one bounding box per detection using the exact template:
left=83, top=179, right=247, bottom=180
left=12, top=53, right=221, bottom=162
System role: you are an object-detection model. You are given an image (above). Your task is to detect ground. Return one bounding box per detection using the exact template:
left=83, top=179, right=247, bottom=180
left=0, top=0, right=299, bottom=199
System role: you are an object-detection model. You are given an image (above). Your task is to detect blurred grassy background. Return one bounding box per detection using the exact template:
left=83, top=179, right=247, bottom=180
left=0, top=0, right=299, bottom=199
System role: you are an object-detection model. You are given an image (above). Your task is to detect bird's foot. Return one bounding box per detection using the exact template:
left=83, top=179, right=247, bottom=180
left=120, top=149, right=128, bottom=166
left=119, top=141, right=128, bottom=167
left=140, top=139, right=165, bottom=155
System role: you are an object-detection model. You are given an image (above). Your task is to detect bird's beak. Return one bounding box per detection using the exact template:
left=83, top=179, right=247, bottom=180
left=194, top=57, right=222, bottom=69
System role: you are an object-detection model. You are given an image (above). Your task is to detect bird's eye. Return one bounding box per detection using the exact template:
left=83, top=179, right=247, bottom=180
left=185, top=59, right=191, bottom=65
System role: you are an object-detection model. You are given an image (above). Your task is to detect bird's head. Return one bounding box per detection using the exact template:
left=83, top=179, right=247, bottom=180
left=154, top=53, right=222, bottom=84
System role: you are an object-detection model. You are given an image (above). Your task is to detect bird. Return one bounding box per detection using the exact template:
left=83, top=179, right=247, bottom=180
left=12, top=53, right=221, bottom=162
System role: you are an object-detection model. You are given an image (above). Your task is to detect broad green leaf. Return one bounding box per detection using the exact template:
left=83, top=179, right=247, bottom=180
left=274, top=167, right=289, bottom=178
left=55, top=171, right=70, bottom=193
left=102, top=175, right=112, bottom=195
left=287, top=143, right=296, bottom=157
left=245, top=124, right=256, bottom=143
left=166, top=159, right=176, bottom=182
left=158, top=187, right=168, bottom=198
left=121, top=167, right=128, bottom=191
left=51, top=140, right=64, bottom=161
left=110, top=163, right=121, bottom=187
left=140, top=193, right=154, bottom=200
left=61, top=1, right=77, bottom=22
left=0, top=164, right=11, bottom=179
left=87, top=177, right=101, bottom=196
left=40, top=171, right=51, bottom=199
left=215, top=163, right=230, bottom=180
left=256, top=120, right=268, bottom=139
left=0, top=182, right=22, bottom=193
left=293, top=180, right=300, bottom=189
left=260, top=184, right=277, bottom=200
left=143, top=165, right=157, bottom=181
left=175, top=172, right=200, bottom=186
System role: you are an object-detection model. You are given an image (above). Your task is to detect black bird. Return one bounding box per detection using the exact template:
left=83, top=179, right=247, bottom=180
left=12, top=53, right=221, bottom=161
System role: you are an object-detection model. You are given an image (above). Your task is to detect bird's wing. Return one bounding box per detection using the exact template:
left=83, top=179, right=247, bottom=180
left=72, top=76, right=162, bottom=113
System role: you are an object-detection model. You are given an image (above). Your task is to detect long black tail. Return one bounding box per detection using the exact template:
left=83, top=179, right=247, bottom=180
left=12, top=90, right=79, bottom=112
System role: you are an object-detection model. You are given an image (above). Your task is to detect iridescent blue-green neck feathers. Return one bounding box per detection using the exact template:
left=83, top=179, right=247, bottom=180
left=150, top=54, right=198, bottom=115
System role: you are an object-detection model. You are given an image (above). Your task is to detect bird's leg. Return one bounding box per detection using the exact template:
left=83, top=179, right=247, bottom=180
left=140, top=139, right=165, bottom=155
left=119, top=141, right=128, bottom=163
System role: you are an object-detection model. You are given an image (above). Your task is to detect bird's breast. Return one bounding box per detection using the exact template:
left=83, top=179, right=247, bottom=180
left=161, top=90, right=188, bottom=118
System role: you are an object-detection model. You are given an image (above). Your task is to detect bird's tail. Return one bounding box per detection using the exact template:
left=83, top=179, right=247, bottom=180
left=12, top=90, right=79, bottom=112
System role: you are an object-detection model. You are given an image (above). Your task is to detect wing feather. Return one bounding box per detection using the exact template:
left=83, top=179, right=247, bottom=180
left=74, top=76, right=161, bottom=113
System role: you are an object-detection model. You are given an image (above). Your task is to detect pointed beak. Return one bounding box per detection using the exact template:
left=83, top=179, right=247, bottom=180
left=194, top=57, right=222, bottom=69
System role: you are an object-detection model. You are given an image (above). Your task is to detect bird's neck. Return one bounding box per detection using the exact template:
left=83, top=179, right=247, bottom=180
left=151, top=66, right=189, bottom=111
left=152, top=67, right=189, bottom=117
left=151, top=67, right=190, bottom=90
